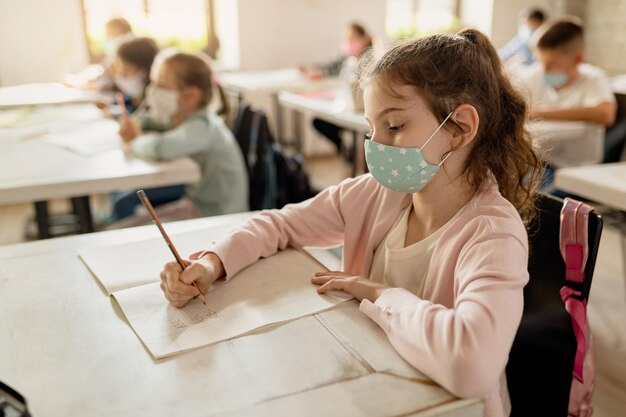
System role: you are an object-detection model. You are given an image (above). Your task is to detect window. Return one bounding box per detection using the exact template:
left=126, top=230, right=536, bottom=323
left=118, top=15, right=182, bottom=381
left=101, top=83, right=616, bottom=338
left=386, top=0, right=461, bottom=40
left=81, top=0, right=211, bottom=61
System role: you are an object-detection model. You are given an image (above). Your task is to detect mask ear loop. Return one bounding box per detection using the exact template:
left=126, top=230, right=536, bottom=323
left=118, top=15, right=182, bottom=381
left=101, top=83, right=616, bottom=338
left=419, top=111, right=454, bottom=152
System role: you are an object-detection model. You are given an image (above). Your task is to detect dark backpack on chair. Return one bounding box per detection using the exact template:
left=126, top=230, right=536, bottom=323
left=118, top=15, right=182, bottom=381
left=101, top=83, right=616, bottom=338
left=506, top=193, right=602, bottom=417
left=273, top=142, right=313, bottom=208
left=236, top=105, right=313, bottom=210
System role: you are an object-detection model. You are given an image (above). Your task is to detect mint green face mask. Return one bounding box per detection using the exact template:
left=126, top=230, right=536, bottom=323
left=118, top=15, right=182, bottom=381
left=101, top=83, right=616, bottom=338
left=365, top=111, right=454, bottom=193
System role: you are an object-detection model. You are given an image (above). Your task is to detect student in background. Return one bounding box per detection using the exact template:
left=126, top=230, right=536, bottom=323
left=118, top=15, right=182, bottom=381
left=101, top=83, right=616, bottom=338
left=109, top=52, right=248, bottom=227
left=67, top=18, right=135, bottom=91
left=102, top=18, right=135, bottom=66
left=299, top=22, right=373, bottom=157
left=160, top=29, right=541, bottom=417
left=113, top=37, right=159, bottom=112
left=520, top=17, right=616, bottom=194
left=499, top=8, right=546, bottom=71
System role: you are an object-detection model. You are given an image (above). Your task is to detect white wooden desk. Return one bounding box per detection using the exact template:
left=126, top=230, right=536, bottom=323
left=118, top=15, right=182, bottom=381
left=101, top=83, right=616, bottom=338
left=217, top=69, right=342, bottom=143
left=0, top=214, right=483, bottom=417
left=0, top=83, right=105, bottom=109
left=0, top=109, right=200, bottom=239
left=555, top=162, right=626, bottom=212
left=278, top=88, right=369, bottom=176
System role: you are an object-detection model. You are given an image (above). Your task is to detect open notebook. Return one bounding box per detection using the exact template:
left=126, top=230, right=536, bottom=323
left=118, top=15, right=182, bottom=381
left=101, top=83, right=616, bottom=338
left=79, top=226, right=350, bottom=359
left=42, top=119, right=121, bottom=156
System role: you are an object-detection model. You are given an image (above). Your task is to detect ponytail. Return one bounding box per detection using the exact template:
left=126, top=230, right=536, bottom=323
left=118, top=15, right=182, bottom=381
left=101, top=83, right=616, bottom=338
left=214, top=82, right=230, bottom=117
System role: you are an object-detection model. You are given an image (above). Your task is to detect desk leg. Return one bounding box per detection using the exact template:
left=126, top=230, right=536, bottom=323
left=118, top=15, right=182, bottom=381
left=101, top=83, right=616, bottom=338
left=273, top=93, right=284, bottom=144
left=619, top=220, right=626, bottom=300
left=71, top=196, right=94, bottom=234
left=34, top=201, right=50, bottom=239
left=293, top=109, right=303, bottom=152
left=604, top=211, right=626, bottom=299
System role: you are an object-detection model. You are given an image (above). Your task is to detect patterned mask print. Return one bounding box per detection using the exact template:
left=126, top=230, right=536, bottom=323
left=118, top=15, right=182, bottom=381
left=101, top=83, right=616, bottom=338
left=365, top=111, right=454, bottom=193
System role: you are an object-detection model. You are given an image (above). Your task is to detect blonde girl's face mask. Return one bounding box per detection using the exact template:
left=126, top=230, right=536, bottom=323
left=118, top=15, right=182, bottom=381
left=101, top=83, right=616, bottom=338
left=364, top=111, right=454, bottom=193
left=146, top=84, right=179, bottom=122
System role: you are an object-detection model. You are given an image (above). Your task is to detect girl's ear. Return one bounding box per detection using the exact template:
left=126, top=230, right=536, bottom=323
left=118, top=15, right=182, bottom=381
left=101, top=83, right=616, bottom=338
left=451, top=104, right=479, bottom=148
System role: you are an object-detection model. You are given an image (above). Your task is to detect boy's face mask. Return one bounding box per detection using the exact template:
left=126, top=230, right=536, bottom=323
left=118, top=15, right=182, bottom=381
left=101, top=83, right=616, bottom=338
left=365, top=111, right=454, bottom=193
left=543, top=71, right=568, bottom=88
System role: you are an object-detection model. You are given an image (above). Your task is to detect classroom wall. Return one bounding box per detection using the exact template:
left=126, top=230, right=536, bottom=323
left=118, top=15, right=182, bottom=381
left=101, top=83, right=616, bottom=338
left=0, top=0, right=89, bottom=86
left=584, top=0, right=626, bottom=76
left=234, top=0, right=387, bottom=71
left=489, top=0, right=558, bottom=49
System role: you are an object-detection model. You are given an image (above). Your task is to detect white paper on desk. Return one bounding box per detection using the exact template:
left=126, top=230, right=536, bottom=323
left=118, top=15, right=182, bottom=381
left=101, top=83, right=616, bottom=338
left=80, top=224, right=236, bottom=295
left=113, top=249, right=351, bottom=359
left=42, top=119, right=121, bottom=156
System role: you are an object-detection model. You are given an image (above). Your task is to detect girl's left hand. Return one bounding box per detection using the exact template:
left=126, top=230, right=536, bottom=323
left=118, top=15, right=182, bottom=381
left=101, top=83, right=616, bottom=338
left=311, top=271, right=389, bottom=303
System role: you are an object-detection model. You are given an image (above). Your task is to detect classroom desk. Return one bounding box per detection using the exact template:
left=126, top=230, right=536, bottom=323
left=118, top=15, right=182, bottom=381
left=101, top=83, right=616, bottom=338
left=0, top=213, right=483, bottom=417
left=0, top=112, right=200, bottom=239
left=217, top=68, right=342, bottom=143
left=278, top=88, right=369, bottom=176
left=0, top=82, right=105, bottom=109
left=555, top=162, right=626, bottom=212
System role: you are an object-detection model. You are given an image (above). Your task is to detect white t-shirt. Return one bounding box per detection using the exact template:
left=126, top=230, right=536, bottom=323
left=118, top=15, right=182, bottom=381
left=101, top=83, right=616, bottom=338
left=520, top=63, right=616, bottom=167
left=369, top=204, right=462, bottom=297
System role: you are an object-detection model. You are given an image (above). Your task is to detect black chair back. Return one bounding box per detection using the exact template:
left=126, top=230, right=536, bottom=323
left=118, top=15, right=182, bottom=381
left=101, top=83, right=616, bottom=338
left=506, top=193, right=602, bottom=416
left=604, top=92, right=626, bottom=163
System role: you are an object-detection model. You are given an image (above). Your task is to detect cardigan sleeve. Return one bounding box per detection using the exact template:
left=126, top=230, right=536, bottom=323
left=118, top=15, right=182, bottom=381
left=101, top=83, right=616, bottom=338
left=207, top=175, right=375, bottom=279
left=360, top=230, right=528, bottom=398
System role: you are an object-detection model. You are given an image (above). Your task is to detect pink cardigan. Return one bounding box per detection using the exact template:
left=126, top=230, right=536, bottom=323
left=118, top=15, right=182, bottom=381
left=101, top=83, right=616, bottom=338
left=211, top=174, right=529, bottom=417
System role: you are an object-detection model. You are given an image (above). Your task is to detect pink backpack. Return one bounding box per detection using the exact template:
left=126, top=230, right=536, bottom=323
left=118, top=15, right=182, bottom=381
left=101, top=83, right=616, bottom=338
left=560, top=198, right=596, bottom=417
left=506, top=195, right=602, bottom=417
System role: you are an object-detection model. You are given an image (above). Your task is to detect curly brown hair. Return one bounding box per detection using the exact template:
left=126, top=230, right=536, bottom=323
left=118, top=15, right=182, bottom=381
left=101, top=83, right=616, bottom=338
left=359, top=28, right=541, bottom=225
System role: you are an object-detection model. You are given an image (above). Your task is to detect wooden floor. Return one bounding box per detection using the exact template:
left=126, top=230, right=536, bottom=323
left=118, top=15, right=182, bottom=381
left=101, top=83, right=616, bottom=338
left=0, top=178, right=624, bottom=416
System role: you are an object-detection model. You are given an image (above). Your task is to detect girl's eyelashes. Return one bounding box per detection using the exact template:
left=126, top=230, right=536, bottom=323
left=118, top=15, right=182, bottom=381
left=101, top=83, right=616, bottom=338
left=365, top=131, right=373, bottom=140
left=388, top=124, right=406, bottom=133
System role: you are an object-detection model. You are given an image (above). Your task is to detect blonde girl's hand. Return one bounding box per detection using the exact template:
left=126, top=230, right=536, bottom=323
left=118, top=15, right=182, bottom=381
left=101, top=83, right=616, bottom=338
left=118, top=114, right=141, bottom=143
left=160, top=252, right=225, bottom=308
left=311, top=271, right=389, bottom=303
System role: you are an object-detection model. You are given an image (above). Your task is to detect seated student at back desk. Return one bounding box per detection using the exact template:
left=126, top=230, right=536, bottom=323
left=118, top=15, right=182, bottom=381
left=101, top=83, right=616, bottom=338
left=519, top=17, right=616, bottom=195
left=298, top=22, right=373, bottom=158
left=112, top=37, right=159, bottom=113
left=499, top=8, right=546, bottom=76
left=66, top=18, right=135, bottom=92
left=108, top=52, right=248, bottom=229
left=106, top=37, right=192, bottom=221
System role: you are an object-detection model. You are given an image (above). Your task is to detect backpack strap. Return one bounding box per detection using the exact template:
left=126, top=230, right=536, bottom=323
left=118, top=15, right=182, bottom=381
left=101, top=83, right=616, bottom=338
left=559, top=197, right=593, bottom=383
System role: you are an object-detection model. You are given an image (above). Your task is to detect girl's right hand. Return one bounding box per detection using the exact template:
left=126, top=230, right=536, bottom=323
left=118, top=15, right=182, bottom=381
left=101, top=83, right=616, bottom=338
left=118, top=116, right=141, bottom=143
left=160, top=252, right=225, bottom=308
